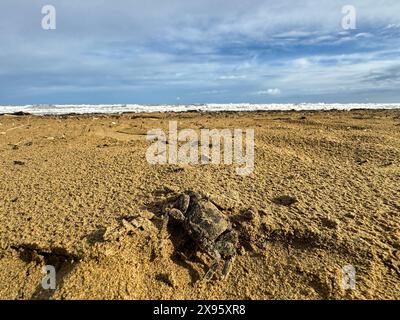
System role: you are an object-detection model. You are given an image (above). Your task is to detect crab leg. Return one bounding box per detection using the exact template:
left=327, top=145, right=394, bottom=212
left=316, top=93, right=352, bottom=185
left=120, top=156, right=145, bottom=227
left=203, top=247, right=221, bottom=281
left=157, top=214, right=170, bottom=254
left=221, top=256, right=236, bottom=280
left=204, top=259, right=220, bottom=281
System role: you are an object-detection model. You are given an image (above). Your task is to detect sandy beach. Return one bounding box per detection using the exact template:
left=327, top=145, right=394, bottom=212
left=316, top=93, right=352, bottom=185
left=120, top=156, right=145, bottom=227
left=0, top=109, right=399, bottom=299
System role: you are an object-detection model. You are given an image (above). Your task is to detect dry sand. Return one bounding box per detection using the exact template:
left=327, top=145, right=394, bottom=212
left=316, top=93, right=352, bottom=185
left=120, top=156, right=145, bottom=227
left=0, top=109, right=399, bottom=300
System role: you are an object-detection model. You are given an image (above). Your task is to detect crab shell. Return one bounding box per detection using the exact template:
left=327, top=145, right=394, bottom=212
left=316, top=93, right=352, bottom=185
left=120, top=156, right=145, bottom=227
left=186, top=197, right=231, bottom=242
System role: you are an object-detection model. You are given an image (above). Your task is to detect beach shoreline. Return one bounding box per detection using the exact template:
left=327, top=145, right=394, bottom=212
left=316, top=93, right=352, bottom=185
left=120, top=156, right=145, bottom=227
left=1, top=103, right=400, bottom=116
left=0, top=107, right=399, bottom=119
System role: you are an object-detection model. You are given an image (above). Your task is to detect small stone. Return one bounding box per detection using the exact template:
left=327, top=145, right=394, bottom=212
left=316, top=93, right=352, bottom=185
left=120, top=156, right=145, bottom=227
left=103, top=226, right=123, bottom=241
left=356, top=158, right=368, bottom=165
left=122, top=219, right=136, bottom=232
left=272, top=195, right=298, bottom=206
left=242, top=209, right=259, bottom=222
left=345, top=212, right=356, bottom=219
left=321, top=217, right=339, bottom=229
left=13, top=160, right=25, bottom=165
left=140, top=210, right=155, bottom=220
left=130, top=217, right=142, bottom=228
left=130, top=217, right=157, bottom=233
left=47, top=136, right=55, bottom=141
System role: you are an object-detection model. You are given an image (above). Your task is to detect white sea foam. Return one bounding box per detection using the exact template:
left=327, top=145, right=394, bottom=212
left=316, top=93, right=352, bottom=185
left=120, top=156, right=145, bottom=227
left=0, top=103, right=399, bottom=115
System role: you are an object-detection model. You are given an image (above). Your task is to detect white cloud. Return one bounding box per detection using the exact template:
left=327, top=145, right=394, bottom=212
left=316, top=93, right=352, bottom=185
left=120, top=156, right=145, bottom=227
left=218, top=75, right=247, bottom=80
left=256, top=88, right=281, bottom=95
left=385, top=24, right=400, bottom=29
left=355, top=33, right=373, bottom=38
left=1, top=0, right=400, bottom=103
left=293, top=58, right=312, bottom=68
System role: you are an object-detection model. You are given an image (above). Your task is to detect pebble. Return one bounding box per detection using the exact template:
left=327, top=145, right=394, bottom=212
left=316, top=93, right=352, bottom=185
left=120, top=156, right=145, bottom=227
left=103, top=226, right=124, bottom=241
left=242, top=209, right=259, bottom=222
left=273, top=195, right=298, bottom=206
left=140, top=210, right=155, bottom=220
left=130, top=217, right=157, bottom=232
left=321, top=217, right=339, bottom=229
left=122, top=219, right=136, bottom=232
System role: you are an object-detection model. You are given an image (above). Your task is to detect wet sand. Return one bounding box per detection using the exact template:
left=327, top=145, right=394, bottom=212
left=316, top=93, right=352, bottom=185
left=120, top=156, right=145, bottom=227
left=0, top=109, right=399, bottom=299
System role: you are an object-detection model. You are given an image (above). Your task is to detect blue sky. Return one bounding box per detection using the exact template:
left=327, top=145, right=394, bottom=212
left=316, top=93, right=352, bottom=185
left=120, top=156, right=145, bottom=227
left=1, top=0, right=400, bottom=104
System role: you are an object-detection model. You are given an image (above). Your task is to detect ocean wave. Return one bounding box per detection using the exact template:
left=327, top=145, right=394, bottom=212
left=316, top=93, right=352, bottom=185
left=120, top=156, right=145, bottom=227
left=0, top=103, right=399, bottom=115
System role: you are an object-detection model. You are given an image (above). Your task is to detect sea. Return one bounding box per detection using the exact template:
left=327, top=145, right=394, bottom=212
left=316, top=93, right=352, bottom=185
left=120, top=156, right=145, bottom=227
left=0, top=103, right=399, bottom=115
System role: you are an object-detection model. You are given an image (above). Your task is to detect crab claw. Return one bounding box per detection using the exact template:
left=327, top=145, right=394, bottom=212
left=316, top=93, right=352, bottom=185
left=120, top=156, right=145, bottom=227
left=168, top=208, right=186, bottom=222
left=203, top=260, right=220, bottom=282
left=221, top=256, right=236, bottom=280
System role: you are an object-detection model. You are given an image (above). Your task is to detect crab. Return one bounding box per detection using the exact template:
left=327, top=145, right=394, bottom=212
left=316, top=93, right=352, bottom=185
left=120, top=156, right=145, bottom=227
left=161, top=190, right=239, bottom=281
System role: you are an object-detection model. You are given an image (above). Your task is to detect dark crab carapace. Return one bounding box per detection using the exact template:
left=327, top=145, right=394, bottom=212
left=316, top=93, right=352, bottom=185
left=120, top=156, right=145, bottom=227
left=162, top=190, right=239, bottom=281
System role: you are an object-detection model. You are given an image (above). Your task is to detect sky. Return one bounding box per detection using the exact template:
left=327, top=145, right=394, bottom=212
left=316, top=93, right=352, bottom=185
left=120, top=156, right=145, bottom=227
left=0, top=0, right=400, bottom=104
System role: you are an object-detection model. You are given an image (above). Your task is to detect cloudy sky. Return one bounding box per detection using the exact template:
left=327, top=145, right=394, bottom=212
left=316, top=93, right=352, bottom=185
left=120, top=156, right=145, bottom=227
left=1, top=0, right=400, bottom=104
